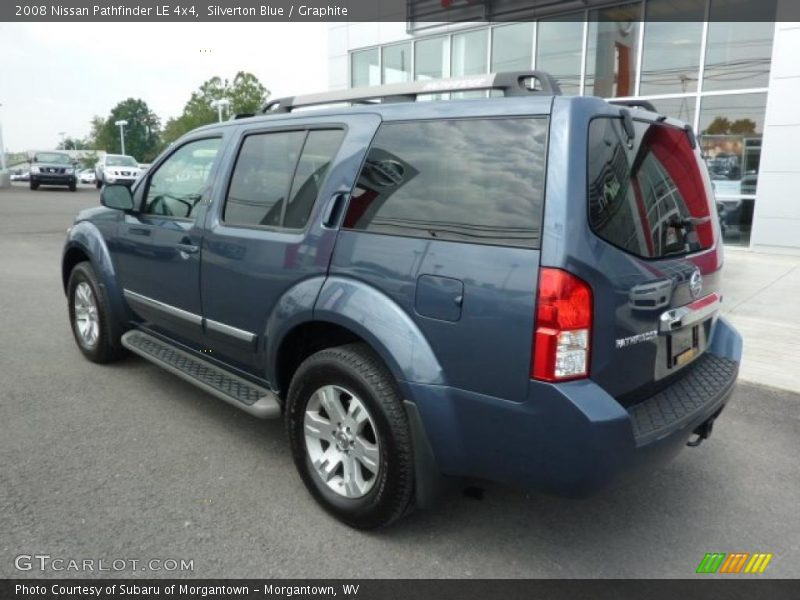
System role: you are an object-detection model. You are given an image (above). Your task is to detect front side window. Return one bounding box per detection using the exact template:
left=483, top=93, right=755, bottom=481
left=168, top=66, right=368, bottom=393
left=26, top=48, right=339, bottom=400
left=143, top=138, right=221, bottom=219
left=343, top=118, right=548, bottom=249
left=588, top=117, right=713, bottom=258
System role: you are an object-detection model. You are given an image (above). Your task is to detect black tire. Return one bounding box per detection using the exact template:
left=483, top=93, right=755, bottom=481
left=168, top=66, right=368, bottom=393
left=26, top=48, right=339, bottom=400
left=67, top=261, right=127, bottom=363
left=69, top=183, right=77, bottom=192
left=95, top=178, right=102, bottom=189
left=30, top=181, right=39, bottom=190
left=286, top=343, right=415, bottom=529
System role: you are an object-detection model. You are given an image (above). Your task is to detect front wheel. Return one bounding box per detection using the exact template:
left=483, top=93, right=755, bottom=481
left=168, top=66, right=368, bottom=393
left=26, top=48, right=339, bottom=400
left=30, top=181, right=39, bottom=190
left=286, top=343, right=415, bottom=529
left=95, top=178, right=102, bottom=189
left=67, top=262, right=127, bottom=363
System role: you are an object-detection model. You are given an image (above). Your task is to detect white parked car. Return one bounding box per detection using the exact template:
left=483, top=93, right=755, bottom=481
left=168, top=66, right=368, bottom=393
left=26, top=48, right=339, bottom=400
left=95, top=154, right=142, bottom=188
left=79, top=170, right=96, bottom=184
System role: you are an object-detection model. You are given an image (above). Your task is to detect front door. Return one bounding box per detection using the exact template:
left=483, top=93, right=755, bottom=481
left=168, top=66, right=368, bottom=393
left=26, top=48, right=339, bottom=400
left=115, top=136, right=223, bottom=346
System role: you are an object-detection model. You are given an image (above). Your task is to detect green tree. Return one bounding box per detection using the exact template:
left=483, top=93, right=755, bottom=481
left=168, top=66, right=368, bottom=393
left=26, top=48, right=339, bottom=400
left=57, top=137, right=89, bottom=151
left=703, top=117, right=732, bottom=135
left=729, top=119, right=757, bottom=135
left=96, top=98, right=162, bottom=162
left=163, top=72, right=269, bottom=144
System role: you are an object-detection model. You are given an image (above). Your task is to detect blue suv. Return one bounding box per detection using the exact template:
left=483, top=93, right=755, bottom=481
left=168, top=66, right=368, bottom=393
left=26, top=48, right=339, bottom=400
left=62, top=72, right=742, bottom=529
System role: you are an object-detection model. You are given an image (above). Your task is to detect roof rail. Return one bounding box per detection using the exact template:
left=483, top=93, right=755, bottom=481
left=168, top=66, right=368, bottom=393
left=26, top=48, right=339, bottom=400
left=609, top=99, right=658, bottom=113
left=261, top=70, right=562, bottom=114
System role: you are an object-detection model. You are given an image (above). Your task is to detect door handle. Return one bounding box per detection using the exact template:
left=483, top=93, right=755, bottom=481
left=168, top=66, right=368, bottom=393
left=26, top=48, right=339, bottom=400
left=322, top=192, right=349, bottom=228
left=177, top=237, right=199, bottom=255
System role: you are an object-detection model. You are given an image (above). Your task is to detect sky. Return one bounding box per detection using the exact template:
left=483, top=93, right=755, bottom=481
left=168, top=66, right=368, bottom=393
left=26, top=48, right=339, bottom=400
left=0, top=23, right=328, bottom=152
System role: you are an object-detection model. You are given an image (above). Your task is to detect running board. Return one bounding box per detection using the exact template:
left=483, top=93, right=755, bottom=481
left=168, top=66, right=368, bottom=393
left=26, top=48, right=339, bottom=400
left=121, top=330, right=281, bottom=419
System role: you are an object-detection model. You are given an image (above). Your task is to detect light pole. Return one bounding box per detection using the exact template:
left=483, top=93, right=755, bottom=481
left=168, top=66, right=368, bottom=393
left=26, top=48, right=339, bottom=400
left=0, top=102, right=8, bottom=188
left=115, top=120, right=128, bottom=155
left=212, top=98, right=231, bottom=122
left=58, top=131, right=66, bottom=150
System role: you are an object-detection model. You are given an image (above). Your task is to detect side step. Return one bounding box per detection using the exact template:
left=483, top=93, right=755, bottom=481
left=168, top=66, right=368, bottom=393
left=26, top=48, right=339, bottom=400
left=121, top=330, right=281, bottom=419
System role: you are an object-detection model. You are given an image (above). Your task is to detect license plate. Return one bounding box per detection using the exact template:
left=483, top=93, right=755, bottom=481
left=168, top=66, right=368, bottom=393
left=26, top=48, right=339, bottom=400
left=670, top=326, right=698, bottom=368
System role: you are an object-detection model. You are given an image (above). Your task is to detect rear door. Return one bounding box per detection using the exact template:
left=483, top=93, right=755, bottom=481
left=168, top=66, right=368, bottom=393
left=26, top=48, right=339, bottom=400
left=198, top=115, right=379, bottom=373
left=579, top=110, right=723, bottom=402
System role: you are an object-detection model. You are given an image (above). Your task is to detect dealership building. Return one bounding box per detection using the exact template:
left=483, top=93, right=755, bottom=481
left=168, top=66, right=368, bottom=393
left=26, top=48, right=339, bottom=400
left=328, top=2, right=800, bottom=253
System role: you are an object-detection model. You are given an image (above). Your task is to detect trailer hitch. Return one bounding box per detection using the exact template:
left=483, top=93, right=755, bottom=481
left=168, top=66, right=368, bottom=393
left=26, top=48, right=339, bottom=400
left=687, top=417, right=715, bottom=447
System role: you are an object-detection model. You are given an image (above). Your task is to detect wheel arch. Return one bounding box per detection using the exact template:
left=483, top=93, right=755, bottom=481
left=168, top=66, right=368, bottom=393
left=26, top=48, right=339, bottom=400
left=62, top=221, right=130, bottom=335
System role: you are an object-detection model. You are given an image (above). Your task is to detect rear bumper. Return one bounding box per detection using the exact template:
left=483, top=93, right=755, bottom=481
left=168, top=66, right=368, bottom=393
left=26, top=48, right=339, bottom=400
left=405, top=316, right=742, bottom=496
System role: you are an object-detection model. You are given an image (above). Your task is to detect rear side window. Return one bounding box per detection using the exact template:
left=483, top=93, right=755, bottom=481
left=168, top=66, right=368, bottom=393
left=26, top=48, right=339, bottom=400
left=587, top=117, right=713, bottom=258
left=343, top=118, right=548, bottom=249
left=224, top=129, right=344, bottom=230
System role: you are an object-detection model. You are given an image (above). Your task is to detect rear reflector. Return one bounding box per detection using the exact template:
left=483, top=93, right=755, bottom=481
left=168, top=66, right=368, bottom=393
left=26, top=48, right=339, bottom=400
left=532, top=268, right=593, bottom=382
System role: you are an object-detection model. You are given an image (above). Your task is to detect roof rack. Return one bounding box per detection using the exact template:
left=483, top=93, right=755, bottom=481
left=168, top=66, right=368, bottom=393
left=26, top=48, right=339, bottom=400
left=261, top=70, right=562, bottom=114
left=609, top=99, right=658, bottom=113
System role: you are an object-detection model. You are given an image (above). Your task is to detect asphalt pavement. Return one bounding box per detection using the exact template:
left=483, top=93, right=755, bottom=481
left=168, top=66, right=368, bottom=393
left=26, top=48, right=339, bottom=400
left=1, top=183, right=798, bottom=578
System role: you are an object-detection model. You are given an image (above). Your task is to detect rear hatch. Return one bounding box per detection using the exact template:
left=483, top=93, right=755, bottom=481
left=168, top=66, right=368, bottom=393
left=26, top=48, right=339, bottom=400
left=583, top=110, right=723, bottom=404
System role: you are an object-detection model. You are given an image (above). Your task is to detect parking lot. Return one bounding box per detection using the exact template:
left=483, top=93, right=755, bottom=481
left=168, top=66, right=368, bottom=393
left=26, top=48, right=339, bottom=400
left=1, top=183, right=798, bottom=578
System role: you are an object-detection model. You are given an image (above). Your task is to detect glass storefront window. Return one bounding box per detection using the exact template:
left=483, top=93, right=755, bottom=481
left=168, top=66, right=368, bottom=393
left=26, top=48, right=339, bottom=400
left=351, top=48, right=379, bottom=88
left=415, top=36, right=448, bottom=80
left=703, top=22, right=774, bottom=92
left=585, top=3, right=642, bottom=98
left=699, top=93, right=767, bottom=246
left=536, top=15, right=583, bottom=95
left=648, top=97, right=696, bottom=125
left=640, top=0, right=704, bottom=95
left=382, top=43, right=412, bottom=84
left=704, top=0, right=776, bottom=92
left=491, top=22, right=534, bottom=72
left=451, top=29, right=488, bottom=77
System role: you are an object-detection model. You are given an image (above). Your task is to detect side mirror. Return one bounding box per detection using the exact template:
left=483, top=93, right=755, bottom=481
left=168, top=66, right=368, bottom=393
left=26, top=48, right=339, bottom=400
left=101, top=184, right=134, bottom=211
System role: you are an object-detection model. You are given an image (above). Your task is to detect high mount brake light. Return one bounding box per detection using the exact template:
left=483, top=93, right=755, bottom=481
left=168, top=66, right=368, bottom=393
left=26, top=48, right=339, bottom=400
left=532, top=268, right=593, bottom=382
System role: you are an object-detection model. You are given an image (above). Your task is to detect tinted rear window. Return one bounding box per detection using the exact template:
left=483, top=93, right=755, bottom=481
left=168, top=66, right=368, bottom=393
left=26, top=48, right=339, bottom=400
left=587, top=117, right=713, bottom=258
left=343, top=118, right=548, bottom=249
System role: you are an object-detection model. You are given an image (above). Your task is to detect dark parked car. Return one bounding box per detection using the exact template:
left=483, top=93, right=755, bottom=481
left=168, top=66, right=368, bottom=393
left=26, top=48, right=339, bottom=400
left=61, top=71, right=742, bottom=529
left=30, top=151, right=77, bottom=191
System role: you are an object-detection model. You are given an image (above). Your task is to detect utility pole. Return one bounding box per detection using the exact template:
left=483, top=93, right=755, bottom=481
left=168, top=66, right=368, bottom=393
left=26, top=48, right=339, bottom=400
left=0, top=102, right=9, bottom=188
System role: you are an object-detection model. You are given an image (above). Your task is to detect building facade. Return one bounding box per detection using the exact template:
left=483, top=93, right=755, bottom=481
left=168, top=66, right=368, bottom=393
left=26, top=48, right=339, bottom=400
left=328, top=4, right=800, bottom=253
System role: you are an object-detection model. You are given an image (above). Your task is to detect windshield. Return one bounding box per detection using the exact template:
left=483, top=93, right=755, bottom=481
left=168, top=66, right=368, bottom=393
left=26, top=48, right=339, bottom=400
left=34, top=153, right=71, bottom=164
left=106, top=156, right=138, bottom=167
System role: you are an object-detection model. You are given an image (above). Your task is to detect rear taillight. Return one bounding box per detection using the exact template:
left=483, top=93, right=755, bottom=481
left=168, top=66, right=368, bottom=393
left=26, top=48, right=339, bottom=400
left=532, top=268, right=593, bottom=382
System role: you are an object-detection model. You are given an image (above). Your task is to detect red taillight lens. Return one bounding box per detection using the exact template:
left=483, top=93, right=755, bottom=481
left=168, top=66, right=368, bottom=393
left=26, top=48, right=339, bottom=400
left=532, top=268, right=593, bottom=382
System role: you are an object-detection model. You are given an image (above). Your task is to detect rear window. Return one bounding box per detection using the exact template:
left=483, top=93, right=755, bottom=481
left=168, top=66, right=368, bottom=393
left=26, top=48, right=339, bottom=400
left=587, top=117, right=713, bottom=258
left=343, top=118, right=548, bottom=249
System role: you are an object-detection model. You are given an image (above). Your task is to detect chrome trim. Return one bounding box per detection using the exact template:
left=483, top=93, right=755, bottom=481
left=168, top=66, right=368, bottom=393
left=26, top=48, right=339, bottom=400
left=205, top=318, right=256, bottom=344
left=659, top=293, right=721, bottom=334
left=123, top=289, right=203, bottom=326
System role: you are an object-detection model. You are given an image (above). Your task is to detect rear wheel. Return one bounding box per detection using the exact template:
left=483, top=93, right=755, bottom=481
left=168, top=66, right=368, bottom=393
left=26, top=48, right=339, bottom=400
left=67, top=262, right=126, bottom=363
left=286, top=343, right=415, bottom=529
